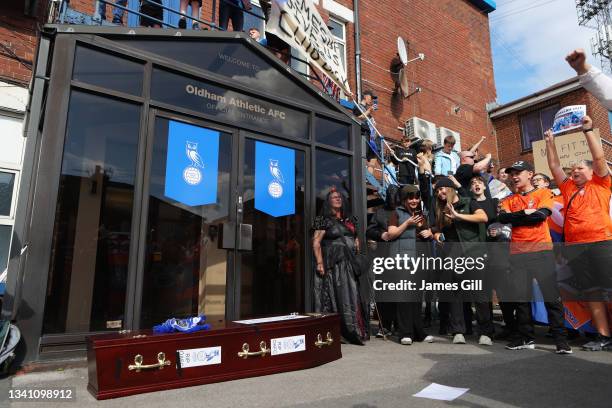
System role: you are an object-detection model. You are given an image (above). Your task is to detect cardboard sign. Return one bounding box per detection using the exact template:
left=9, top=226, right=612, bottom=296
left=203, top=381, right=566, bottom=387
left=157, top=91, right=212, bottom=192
left=532, top=129, right=600, bottom=177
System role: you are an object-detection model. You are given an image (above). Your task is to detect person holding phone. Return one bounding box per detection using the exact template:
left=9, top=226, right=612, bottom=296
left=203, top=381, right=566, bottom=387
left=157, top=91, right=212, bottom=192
left=385, top=185, right=435, bottom=345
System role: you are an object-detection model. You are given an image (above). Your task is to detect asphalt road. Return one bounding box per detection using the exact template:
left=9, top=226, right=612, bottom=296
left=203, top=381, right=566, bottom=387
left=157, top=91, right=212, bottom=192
left=2, top=326, right=611, bottom=408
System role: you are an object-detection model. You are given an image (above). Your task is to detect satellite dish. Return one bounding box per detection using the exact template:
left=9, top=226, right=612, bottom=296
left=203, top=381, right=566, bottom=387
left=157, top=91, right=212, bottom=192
left=399, top=68, right=410, bottom=98
left=397, top=36, right=408, bottom=65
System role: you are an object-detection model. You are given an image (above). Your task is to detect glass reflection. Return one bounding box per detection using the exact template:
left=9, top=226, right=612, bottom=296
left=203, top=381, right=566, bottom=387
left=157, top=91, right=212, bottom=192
left=43, top=91, right=140, bottom=334
left=151, top=68, right=309, bottom=140
left=240, top=138, right=305, bottom=317
left=72, top=46, right=144, bottom=96
left=115, top=39, right=320, bottom=106
left=140, top=118, right=232, bottom=328
left=315, top=116, right=350, bottom=149
left=315, top=149, right=351, bottom=215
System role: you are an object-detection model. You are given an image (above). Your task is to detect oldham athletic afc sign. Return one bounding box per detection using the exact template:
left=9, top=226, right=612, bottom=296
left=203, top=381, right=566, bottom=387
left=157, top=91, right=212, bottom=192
left=255, top=141, right=295, bottom=217
left=165, top=120, right=220, bottom=206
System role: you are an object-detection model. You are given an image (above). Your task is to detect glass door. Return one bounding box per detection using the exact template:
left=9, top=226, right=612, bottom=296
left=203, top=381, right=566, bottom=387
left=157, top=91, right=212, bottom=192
left=237, top=133, right=308, bottom=318
left=138, top=113, right=236, bottom=328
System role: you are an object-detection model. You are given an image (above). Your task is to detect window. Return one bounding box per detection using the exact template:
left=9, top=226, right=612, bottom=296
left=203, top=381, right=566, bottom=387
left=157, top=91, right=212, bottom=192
left=519, top=104, right=559, bottom=151
left=0, top=171, right=16, bottom=218
left=328, top=17, right=347, bottom=76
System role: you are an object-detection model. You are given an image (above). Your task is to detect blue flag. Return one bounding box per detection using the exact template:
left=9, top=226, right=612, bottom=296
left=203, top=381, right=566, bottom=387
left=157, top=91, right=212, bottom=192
left=255, top=141, right=295, bottom=217
left=165, top=120, right=220, bottom=207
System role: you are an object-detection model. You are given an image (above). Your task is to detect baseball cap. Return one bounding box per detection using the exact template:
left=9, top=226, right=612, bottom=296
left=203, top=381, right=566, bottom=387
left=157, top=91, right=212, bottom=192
left=505, top=160, right=534, bottom=173
left=434, top=177, right=456, bottom=189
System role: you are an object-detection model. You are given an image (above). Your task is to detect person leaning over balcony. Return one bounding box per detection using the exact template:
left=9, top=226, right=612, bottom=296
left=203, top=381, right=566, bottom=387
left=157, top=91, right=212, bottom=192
left=177, top=0, right=202, bottom=29
left=352, top=90, right=378, bottom=175
left=566, top=49, right=612, bottom=110
left=544, top=116, right=612, bottom=352
left=219, top=0, right=248, bottom=31
left=434, top=136, right=460, bottom=176
left=248, top=27, right=267, bottom=45
left=312, top=190, right=368, bottom=345
left=497, top=161, right=571, bottom=354
left=96, top=0, right=127, bottom=25
left=140, top=0, right=163, bottom=28
left=385, top=185, right=435, bottom=345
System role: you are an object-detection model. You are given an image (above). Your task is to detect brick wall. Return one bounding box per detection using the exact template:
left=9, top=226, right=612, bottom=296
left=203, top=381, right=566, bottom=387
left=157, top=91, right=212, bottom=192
left=0, top=1, right=47, bottom=85
left=356, top=0, right=497, bottom=154
left=1, top=0, right=497, bottom=157
left=492, top=87, right=612, bottom=169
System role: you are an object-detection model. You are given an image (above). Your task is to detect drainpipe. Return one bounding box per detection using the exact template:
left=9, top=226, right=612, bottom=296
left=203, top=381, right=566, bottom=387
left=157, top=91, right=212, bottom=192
left=353, top=0, right=362, bottom=101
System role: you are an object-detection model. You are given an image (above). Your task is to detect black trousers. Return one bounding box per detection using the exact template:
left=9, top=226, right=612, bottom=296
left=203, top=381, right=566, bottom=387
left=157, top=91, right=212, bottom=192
left=509, top=251, right=566, bottom=341
left=396, top=302, right=426, bottom=341
left=219, top=3, right=244, bottom=31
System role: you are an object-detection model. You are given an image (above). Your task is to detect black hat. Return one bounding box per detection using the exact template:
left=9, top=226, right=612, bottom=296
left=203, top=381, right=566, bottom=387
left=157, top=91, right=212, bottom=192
left=434, top=177, right=456, bottom=190
left=505, top=160, right=534, bottom=173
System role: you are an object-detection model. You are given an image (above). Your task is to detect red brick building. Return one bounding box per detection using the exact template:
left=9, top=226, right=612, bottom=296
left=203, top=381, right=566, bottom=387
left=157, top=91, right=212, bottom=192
left=2, top=0, right=498, bottom=147
left=490, top=77, right=612, bottom=172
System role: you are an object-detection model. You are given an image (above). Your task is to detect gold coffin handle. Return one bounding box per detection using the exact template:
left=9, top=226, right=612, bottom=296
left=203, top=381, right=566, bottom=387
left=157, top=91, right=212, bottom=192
left=128, top=352, right=171, bottom=372
left=237, top=341, right=270, bottom=359
left=315, top=332, right=334, bottom=348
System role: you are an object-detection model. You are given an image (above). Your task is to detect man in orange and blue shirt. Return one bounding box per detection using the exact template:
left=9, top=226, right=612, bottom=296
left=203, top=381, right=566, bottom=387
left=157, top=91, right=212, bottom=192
left=498, top=161, right=571, bottom=354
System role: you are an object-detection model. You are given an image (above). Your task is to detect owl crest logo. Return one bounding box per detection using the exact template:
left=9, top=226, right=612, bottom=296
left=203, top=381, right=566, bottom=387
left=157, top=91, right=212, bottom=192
left=269, top=159, right=284, bottom=183
left=183, top=140, right=204, bottom=186
left=268, top=159, right=284, bottom=199
left=186, top=141, right=205, bottom=168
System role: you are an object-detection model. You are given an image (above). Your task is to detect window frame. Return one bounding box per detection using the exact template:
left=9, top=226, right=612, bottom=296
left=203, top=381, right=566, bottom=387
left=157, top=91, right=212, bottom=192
left=328, top=16, right=347, bottom=76
left=519, top=103, right=560, bottom=152
left=0, top=168, right=19, bottom=223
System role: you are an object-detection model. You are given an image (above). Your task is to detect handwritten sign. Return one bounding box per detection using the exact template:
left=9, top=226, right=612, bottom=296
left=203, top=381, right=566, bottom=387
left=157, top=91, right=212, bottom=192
left=267, top=0, right=350, bottom=94
left=532, top=129, right=600, bottom=177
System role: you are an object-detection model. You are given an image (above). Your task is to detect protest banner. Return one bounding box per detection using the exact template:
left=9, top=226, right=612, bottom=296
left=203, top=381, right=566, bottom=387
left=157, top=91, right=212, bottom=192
left=532, top=129, right=600, bottom=177
left=267, top=0, right=351, bottom=95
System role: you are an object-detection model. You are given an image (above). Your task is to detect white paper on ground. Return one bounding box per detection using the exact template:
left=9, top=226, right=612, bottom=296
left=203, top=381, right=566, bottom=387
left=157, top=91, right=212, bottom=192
left=413, top=383, right=469, bottom=401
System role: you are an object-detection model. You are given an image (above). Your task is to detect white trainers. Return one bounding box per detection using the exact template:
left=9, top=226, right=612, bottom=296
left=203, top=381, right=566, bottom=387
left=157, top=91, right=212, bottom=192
left=400, top=337, right=413, bottom=345
left=478, top=335, right=493, bottom=346
left=453, top=333, right=466, bottom=344
left=424, top=335, right=435, bottom=343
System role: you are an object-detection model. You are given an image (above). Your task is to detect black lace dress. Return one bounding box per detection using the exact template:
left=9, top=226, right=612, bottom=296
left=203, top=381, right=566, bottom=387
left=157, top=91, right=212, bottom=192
left=313, top=215, right=368, bottom=345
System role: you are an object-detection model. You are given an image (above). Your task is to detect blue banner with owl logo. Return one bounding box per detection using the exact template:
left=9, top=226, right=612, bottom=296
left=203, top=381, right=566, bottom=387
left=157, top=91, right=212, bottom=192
left=255, top=141, right=295, bottom=217
left=165, top=120, right=220, bottom=207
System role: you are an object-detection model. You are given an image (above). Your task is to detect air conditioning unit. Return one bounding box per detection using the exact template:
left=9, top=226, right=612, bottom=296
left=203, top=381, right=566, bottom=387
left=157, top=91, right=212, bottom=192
left=405, top=117, right=437, bottom=145
left=436, top=127, right=462, bottom=152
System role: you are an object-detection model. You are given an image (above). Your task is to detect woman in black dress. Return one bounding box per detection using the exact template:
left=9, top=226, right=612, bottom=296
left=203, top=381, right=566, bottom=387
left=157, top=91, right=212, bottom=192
left=312, top=190, right=368, bottom=345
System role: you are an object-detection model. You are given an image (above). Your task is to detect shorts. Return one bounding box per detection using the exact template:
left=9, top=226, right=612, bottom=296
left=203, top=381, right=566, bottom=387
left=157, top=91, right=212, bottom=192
left=564, top=240, right=612, bottom=296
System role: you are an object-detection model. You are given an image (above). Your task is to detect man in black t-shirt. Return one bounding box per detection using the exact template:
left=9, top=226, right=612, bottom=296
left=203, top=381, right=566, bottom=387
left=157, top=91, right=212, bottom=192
left=455, top=150, right=492, bottom=197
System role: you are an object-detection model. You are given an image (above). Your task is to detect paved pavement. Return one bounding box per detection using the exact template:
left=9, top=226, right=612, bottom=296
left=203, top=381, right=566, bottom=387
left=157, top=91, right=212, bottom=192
left=2, top=328, right=612, bottom=408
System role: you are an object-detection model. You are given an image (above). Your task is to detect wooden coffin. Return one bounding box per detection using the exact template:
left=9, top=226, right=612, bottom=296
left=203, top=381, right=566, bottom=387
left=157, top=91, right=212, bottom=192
left=87, top=314, right=341, bottom=400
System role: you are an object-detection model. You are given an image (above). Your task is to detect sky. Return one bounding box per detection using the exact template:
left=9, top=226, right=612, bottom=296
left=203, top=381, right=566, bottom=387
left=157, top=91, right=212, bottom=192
left=489, top=0, right=602, bottom=104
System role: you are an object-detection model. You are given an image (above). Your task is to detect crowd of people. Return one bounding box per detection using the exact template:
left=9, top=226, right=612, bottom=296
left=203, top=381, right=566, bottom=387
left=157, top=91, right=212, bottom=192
left=96, top=0, right=263, bottom=31
left=312, top=49, right=612, bottom=355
